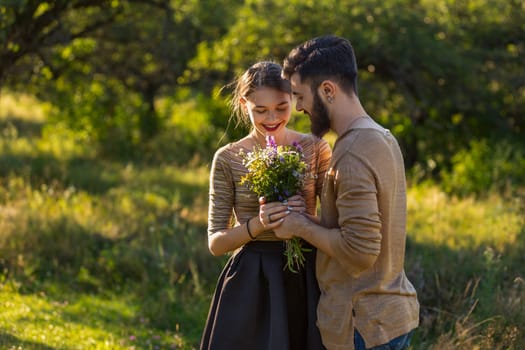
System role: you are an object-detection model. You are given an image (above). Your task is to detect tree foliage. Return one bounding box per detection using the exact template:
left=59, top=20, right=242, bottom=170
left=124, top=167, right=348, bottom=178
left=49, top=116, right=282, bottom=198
left=0, top=0, right=239, bottom=153
left=1, top=0, right=523, bottom=172
left=189, top=0, right=524, bottom=171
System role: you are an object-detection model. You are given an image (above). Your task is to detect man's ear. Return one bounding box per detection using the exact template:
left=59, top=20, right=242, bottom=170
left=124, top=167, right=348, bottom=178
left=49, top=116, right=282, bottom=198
left=318, top=80, right=337, bottom=103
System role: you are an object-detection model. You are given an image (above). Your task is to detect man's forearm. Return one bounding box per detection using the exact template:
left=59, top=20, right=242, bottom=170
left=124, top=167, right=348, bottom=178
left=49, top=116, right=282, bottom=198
left=295, top=216, right=340, bottom=258
left=295, top=214, right=379, bottom=276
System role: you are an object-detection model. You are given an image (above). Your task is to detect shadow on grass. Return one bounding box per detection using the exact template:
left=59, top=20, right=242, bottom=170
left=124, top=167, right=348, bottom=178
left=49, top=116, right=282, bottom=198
left=0, top=152, right=209, bottom=199
left=404, top=229, right=525, bottom=349
left=0, top=154, right=121, bottom=194
left=0, top=331, right=59, bottom=350
left=0, top=116, right=45, bottom=138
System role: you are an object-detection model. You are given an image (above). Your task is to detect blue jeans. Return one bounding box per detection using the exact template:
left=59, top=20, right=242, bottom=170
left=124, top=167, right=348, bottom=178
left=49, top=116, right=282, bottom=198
left=354, top=329, right=414, bottom=350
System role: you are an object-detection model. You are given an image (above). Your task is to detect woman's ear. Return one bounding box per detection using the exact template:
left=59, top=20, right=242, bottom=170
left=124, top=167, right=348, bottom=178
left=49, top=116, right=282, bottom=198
left=240, top=96, right=248, bottom=113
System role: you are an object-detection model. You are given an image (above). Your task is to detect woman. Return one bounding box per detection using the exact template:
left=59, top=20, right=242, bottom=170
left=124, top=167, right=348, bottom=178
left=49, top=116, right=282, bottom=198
left=200, top=61, right=331, bottom=350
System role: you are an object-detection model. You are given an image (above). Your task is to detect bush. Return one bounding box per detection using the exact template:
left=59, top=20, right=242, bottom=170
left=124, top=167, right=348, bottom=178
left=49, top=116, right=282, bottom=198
left=440, top=138, right=525, bottom=197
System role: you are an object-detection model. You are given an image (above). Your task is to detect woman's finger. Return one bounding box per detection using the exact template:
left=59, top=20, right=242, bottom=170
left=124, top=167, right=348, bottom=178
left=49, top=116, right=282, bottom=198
left=286, top=195, right=305, bottom=208
left=269, top=210, right=290, bottom=222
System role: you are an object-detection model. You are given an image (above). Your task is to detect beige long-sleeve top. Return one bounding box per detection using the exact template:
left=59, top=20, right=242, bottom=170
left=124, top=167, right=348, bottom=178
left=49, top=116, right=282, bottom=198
left=208, top=133, right=332, bottom=240
left=317, top=126, right=419, bottom=349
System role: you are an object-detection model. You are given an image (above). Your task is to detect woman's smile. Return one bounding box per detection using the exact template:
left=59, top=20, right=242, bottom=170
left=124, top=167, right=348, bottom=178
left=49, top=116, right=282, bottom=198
left=262, top=122, right=282, bottom=132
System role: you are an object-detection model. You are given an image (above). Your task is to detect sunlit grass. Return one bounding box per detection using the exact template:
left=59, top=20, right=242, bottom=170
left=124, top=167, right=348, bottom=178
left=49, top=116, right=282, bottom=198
left=1, top=93, right=93, bottom=173
left=1, top=92, right=523, bottom=349
left=408, top=184, right=523, bottom=251
left=0, top=284, right=189, bottom=349
left=0, top=166, right=210, bottom=349
left=0, top=92, right=212, bottom=348
left=406, top=185, right=525, bottom=349
left=0, top=93, right=48, bottom=122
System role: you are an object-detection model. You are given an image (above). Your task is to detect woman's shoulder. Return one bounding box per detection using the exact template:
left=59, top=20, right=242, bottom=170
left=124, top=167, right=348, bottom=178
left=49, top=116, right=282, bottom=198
left=292, top=131, right=331, bottom=154
left=292, top=131, right=326, bottom=145
left=212, top=137, right=254, bottom=163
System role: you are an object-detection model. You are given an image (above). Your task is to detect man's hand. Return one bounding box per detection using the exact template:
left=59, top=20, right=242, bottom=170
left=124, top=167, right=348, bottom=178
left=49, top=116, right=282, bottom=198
left=273, top=211, right=310, bottom=240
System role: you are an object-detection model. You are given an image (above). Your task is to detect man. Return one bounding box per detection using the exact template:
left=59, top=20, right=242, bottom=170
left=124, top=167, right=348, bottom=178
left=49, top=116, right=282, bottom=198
left=273, top=35, right=419, bottom=349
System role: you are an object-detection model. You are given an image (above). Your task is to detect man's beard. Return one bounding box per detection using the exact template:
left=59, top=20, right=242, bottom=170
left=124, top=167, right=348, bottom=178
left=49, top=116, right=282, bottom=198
left=309, top=91, right=331, bottom=137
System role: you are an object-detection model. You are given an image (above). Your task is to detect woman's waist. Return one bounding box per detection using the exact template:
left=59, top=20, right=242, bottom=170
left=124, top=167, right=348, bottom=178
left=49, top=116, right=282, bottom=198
left=244, top=237, right=314, bottom=252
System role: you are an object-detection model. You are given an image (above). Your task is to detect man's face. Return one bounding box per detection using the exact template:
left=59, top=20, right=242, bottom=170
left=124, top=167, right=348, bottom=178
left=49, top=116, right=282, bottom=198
left=290, top=73, right=331, bottom=137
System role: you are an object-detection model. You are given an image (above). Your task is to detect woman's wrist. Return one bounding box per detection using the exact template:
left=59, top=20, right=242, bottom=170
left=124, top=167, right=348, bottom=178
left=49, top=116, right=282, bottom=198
left=246, top=217, right=255, bottom=240
left=249, top=215, right=265, bottom=239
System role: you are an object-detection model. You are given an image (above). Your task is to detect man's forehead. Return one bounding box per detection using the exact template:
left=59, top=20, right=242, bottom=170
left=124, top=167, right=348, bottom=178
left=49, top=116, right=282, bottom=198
left=290, top=73, right=307, bottom=92
left=289, top=73, right=301, bottom=84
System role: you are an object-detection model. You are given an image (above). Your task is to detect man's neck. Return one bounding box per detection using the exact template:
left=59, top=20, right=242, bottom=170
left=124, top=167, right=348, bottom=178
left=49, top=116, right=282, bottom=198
left=331, top=96, right=368, bottom=136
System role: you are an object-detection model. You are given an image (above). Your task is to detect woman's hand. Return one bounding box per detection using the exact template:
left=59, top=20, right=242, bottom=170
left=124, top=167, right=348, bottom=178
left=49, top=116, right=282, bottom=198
left=258, top=196, right=290, bottom=229
left=284, top=194, right=306, bottom=214
left=285, top=194, right=320, bottom=224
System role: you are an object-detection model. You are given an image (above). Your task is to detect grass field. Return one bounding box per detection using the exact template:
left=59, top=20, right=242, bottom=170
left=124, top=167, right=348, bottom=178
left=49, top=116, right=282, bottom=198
left=0, top=93, right=523, bottom=349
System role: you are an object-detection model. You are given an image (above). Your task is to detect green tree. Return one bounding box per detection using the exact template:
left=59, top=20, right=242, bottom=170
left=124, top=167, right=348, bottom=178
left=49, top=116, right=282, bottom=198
left=189, top=0, right=524, bottom=173
left=1, top=0, right=523, bottom=169
left=0, top=0, right=241, bottom=153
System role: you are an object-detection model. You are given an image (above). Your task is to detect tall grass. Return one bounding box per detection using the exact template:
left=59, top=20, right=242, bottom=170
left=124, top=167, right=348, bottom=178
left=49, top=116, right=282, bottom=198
left=406, top=185, right=524, bottom=349
left=0, top=93, right=221, bottom=349
left=1, top=93, right=524, bottom=349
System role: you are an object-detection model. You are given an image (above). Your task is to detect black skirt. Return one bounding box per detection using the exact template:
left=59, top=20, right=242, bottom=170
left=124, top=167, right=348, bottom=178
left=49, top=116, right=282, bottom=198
left=200, top=241, right=325, bottom=350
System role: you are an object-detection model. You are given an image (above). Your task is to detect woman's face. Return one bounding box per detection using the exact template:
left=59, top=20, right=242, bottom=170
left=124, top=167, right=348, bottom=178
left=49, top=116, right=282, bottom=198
left=243, top=87, right=291, bottom=140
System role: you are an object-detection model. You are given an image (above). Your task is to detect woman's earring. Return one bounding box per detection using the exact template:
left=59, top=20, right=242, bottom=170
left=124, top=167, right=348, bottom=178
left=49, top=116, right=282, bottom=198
left=327, top=95, right=334, bottom=104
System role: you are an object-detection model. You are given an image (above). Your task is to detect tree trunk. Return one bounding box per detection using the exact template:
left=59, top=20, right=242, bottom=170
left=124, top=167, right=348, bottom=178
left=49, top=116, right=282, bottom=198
left=139, top=91, right=159, bottom=141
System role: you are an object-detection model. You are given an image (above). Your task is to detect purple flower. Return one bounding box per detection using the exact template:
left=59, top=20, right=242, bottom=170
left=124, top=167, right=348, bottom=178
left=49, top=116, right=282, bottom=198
left=292, top=141, right=303, bottom=154
left=266, top=135, right=278, bottom=150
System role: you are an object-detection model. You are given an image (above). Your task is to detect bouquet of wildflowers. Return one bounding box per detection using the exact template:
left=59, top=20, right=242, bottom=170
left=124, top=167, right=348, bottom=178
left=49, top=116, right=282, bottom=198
left=240, top=135, right=310, bottom=272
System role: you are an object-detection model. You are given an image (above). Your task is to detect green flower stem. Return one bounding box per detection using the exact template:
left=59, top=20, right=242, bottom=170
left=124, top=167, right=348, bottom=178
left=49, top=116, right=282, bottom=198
left=284, top=237, right=311, bottom=273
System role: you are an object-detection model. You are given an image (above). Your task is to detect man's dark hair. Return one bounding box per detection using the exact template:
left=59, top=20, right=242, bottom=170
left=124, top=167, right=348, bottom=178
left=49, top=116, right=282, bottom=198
left=283, top=35, right=358, bottom=95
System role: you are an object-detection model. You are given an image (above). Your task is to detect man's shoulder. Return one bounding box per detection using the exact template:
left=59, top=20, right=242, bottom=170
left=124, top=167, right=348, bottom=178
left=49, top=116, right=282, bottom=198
left=346, top=128, right=397, bottom=153
left=333, top=128, right=399, bottom=167
left=354, top=127, right=393, bottom=144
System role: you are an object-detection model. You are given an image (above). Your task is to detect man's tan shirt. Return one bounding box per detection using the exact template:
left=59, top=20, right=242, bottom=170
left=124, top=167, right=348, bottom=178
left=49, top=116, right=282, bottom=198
left=316, top=126, right=419, bottom=350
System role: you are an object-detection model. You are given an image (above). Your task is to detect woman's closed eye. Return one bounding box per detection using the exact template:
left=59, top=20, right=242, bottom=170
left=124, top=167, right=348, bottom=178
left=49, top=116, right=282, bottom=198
left=253, top=107, right=288, bottom=114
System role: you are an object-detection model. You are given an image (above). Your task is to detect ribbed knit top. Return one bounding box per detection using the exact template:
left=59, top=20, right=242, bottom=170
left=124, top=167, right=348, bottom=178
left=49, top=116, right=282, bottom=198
left=208, top=133, right=332, bottom=242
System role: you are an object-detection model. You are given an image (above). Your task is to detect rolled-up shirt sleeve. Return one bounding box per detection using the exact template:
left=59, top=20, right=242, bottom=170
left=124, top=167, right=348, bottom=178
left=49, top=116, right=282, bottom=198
left=329, top=153, right=382, bottom=276
left=207, top=150, right=235, bottom=236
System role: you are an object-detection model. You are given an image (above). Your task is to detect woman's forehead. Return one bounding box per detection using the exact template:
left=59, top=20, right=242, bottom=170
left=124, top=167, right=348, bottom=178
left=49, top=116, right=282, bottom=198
left=246, top=87, right=291, bottom=106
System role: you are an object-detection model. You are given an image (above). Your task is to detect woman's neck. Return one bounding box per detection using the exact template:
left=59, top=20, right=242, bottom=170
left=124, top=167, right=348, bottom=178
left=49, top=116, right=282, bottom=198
left=250, top=128, right=290, bottom=147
